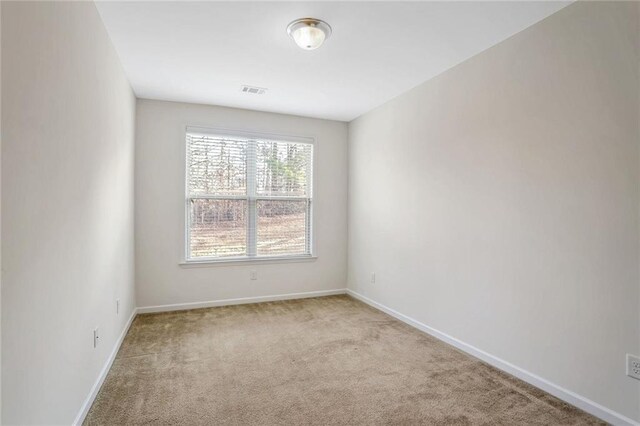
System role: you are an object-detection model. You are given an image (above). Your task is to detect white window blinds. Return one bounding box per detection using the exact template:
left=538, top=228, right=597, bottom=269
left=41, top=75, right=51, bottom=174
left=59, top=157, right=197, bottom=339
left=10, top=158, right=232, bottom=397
left=186, top=129, right=313, bottom=261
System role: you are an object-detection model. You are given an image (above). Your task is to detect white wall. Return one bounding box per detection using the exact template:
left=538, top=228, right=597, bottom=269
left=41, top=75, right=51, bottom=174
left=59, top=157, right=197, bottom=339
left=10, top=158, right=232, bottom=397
left=1, top=2, right=136, bottom=424
left=348, top=1, right=640, bottom=422
left=135, top=100, right=347, bottom=308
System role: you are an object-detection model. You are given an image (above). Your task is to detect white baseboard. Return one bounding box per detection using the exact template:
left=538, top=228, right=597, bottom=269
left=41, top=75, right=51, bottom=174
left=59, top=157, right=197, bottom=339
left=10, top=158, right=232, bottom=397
left=346, top=289, right=639, bottom=426
left=73, top=308, right=138, bottom=426
left=137, top=288, right=348, bottom=314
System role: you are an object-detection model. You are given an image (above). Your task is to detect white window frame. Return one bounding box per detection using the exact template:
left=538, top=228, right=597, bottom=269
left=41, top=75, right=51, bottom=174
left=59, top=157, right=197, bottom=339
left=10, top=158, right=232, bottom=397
left=182, top=126, right=316, bottom=265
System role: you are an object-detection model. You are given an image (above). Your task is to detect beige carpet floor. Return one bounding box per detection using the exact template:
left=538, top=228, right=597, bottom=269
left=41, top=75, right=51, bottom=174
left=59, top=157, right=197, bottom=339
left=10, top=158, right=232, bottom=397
left=85, top=295, right=602, bottom=425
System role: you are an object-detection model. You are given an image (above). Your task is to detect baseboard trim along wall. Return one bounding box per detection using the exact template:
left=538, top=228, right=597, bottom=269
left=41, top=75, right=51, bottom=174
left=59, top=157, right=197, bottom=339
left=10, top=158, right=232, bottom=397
left=73, top=308, right=138, bottom=426
left=137, top=288, right=348, bottom=314
left=346, top=289, right=639, bottom=426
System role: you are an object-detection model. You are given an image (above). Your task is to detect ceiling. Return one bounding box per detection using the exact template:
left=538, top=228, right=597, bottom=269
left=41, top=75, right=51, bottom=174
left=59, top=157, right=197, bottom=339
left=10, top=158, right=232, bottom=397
left=96, top=1, right=569, bottom=122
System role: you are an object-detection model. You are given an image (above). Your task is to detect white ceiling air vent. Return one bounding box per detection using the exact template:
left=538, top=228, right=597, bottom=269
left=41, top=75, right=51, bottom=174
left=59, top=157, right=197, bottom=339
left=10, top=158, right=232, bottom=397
left=241, top=85, right=267, bottom=95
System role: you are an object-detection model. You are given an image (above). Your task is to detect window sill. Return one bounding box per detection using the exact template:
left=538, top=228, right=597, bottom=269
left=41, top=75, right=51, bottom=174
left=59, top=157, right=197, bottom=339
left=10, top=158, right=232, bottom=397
left=179, top=255, right=318, bottom=268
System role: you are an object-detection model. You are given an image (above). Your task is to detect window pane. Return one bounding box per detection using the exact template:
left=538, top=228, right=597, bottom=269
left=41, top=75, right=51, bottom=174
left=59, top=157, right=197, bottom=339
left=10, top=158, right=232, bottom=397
left=256, top=140, right=312, bottom=197
left=189, top=199, right=246, bottom=258
left=257, top=200, right=307, bottom=256
left=187, top=135, right=247, bottom=196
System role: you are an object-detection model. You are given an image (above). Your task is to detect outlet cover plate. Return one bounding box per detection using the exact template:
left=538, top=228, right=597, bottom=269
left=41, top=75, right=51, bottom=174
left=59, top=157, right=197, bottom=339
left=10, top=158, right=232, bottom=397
left=627, top=354, right=640, bottom=380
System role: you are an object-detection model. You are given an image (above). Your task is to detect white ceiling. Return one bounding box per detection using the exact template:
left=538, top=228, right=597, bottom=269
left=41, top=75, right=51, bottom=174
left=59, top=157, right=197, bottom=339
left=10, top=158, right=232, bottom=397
left=96, top=1, right=569, bottom=122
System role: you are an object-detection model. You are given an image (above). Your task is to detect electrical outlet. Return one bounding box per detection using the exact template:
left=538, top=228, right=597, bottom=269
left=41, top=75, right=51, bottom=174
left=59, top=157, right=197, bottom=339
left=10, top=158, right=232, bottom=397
left=93, top=328, right=100, bottom=348
left=116, top=298, right=120, bottom=315
left=627, top=354, right=640, bottom=380
left=371, top=272, right=376, bottom=284
left=250, top=270, right=257, bottom=280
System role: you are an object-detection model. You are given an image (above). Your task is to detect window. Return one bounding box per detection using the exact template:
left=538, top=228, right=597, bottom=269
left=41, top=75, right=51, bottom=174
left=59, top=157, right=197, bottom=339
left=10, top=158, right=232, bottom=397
left=185, top=128, right=313, bottom=262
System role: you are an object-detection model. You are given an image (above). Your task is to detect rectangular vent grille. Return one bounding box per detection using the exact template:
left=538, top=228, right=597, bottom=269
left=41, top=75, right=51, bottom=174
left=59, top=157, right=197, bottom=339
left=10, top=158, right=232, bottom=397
left=241, top=85, right=267, bottom=95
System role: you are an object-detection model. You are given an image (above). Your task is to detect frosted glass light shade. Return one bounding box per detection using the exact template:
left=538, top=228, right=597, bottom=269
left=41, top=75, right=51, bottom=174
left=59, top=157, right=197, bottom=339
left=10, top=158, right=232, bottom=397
left=287, top=18, right=332, bottom=51
left=292, top=26, right=325, bottom=50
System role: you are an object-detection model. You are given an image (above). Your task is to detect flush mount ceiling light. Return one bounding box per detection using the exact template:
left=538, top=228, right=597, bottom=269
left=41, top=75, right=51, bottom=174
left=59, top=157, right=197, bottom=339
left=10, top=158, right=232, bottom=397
left=287, top=18, right=332, bottom=50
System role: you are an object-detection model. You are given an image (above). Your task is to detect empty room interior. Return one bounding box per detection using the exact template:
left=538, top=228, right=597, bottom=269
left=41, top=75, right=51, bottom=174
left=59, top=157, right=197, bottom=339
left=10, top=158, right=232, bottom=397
left=1, top=0, right=640, bottom=424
